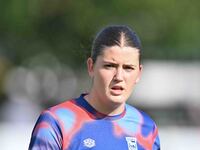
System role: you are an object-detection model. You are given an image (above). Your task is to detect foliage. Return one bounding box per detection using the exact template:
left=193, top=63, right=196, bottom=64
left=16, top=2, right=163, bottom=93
left=0, top=0, right=200, bottom=68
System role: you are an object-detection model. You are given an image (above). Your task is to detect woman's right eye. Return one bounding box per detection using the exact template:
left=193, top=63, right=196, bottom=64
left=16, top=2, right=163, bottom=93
left=104, top=64, right=115, bottom=69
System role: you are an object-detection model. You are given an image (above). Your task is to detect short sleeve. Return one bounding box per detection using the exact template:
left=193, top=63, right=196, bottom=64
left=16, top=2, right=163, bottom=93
left=152, top=124, right=161, bottom=150
left=28, top=110, right=62, bottom=150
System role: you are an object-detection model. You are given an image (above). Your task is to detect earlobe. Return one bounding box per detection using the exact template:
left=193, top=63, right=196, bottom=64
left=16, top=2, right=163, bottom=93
left=87, top=57, right=94, bottom=77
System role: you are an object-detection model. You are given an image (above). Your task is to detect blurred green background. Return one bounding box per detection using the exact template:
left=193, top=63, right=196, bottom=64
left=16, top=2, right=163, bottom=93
left=0, top=0, right=200, bottom=149
left=1, top=0, right=200, bottom=65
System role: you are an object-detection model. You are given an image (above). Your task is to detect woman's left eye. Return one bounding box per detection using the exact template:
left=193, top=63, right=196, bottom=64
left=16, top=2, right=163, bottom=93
left=124, top=66, right=134, bottom=71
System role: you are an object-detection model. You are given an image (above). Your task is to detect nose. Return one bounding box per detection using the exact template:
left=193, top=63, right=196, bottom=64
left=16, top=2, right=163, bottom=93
left=114, top=68, right=123, bottom=81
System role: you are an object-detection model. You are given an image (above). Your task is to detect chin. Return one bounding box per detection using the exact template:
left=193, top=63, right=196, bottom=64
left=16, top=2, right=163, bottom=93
left=108, top=95, right=126, bottom=104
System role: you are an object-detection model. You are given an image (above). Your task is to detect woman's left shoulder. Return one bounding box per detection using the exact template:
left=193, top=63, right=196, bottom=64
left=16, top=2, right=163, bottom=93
left=125, top=104, right=157, bottom=127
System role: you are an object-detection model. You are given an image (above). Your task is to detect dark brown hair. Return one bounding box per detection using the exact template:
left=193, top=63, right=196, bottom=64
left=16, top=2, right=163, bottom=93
left=91, top=25, right=142, bottom=63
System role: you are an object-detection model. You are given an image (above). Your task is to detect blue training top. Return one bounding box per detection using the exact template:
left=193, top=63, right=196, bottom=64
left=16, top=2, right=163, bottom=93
left=29, top=94, right=160, bottom=150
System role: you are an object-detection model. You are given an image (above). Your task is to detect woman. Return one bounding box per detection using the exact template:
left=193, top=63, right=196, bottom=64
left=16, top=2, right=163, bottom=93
left=29, top=25, right=160, bottom=150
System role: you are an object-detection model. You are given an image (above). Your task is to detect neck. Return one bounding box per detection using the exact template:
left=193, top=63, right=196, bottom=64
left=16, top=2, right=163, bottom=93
left=84, top=92, right=125, bottom=116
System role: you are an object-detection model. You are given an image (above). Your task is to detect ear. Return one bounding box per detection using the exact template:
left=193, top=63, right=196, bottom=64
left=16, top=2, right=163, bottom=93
left=135, top=64, right=143, bottom=83
left=87, top=57, right=94, bottom=77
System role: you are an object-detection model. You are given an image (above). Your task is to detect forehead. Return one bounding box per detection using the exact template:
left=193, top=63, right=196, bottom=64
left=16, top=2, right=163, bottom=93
left=99, top=46, right=140, bottom=63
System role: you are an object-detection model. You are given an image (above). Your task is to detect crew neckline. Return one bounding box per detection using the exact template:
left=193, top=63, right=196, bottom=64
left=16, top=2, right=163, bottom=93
left=75, top=93, right=126, bottom=120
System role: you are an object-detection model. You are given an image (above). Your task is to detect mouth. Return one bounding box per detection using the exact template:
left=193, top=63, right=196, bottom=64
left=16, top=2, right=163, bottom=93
left=110, top=86, right=124, bottom=95
left=111, top=86, right=124, bottom=90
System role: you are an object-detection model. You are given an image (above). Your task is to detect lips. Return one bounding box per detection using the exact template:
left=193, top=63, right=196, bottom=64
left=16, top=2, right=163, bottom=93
left=111, top=86, right=124, bottom=90
left=110, top=85, right=124, bottom=95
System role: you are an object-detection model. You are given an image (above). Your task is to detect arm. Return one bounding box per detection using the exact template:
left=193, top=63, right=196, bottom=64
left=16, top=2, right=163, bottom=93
left=28, top=110, right=63, bottom=150
left=152, top=124, right=161, bottom=150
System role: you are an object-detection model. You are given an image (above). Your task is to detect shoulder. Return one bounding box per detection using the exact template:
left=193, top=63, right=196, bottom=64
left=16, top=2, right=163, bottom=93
left=125, top=104, right=159, bottom=143
left=41, top=97, right=91, bottom=127
left=125, top=104, right=160, bottom=149
left=44, top=98, right=87, bottom=124
left=33, top=98, right=89, bottom=136
left=47, top=99, right=77, bottom=116
left=35, top=99, right=77, bottom=129
left=125, top=104, right=157, bottom=128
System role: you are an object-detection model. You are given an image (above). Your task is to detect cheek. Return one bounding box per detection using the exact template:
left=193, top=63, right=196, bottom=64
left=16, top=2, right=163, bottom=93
left=126, top=73, right=139, bottom=87
left=96, top=70, right=113, bottom=86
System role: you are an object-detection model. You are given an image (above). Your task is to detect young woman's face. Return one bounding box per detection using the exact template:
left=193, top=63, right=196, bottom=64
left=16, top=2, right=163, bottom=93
left=87, top=45, right=142, bottom=111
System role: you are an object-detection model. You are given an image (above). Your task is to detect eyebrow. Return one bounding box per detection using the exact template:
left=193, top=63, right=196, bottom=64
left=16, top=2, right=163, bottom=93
left=102, top=61, right=137, bottom=67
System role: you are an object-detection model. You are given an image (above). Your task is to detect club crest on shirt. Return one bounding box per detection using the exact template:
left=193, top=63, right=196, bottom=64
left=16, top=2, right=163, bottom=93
left=125, top=137, right=137, bottom=150
left=83, top=138, right=96, bottom=148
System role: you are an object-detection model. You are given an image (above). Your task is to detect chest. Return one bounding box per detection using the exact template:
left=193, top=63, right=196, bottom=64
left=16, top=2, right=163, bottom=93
left=67, top=120, right=144, bottom=150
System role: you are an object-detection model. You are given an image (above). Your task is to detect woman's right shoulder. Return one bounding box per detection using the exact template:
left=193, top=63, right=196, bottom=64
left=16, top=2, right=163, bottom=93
left=40, top=98, right=90, bottom=122
left=34, top=99, right=81, bottom=131
left=41, top=99, right=78, bottom=119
